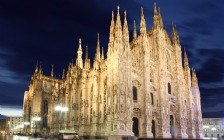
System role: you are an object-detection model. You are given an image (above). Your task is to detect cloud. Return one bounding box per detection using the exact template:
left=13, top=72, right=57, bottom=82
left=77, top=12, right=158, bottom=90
left=0, top=105, right=23, bottom=117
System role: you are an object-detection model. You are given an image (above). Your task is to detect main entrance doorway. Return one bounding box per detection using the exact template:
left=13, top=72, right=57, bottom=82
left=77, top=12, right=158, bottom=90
left=132, top=117, right=139, bottom=137
left=151, top=120, right=156, bottom=138
left=170, top=115, right=174, bottom=137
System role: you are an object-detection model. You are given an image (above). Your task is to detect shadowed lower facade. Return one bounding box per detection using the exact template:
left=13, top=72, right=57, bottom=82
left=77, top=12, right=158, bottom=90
left=23, top=3, right=204, bottom=139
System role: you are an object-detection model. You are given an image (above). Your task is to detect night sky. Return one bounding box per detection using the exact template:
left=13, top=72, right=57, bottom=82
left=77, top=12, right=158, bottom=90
left=0, top=0, right=224, bottom=118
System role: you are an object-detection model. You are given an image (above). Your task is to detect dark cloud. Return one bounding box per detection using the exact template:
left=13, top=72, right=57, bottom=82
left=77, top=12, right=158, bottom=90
left=203, top=111, right=224, bottom=118
left=190, top=1, right=220, bottom=13
left=197, top=49, right=224, bottom=84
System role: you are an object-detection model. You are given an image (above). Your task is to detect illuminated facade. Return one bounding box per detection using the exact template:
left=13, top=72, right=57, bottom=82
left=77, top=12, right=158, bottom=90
left=203, top=118, right=224, bottom=138
left=23, top=4, right=204, bottom=139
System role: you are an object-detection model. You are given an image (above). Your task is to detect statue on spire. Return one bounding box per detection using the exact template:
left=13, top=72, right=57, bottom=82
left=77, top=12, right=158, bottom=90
left=51, top=65, right=54, bottom=78
left=114, top=5, right=122, bottom=42
left=76, top=38, right=83, bottom=69
left=109, top=11, right=115, bottom=43
left=84, top=45, right=90, bottom=69
left=133, top=20, right=137, bottom=39
left=35, top=61, right=39, bottom=74
left=94, top=33, right=101, bottom=60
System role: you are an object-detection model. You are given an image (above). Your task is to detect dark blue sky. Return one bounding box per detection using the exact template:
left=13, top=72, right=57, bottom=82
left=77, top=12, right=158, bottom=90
left=0, top=0, right=224, bottom=118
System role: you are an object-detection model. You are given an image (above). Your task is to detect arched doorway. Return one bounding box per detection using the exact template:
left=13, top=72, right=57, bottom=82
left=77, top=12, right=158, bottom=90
left=151, top=120, right=156, bottom=138
left=170, top=115, right=174, bottom=137
left=132, top=117, right=139, bottom=137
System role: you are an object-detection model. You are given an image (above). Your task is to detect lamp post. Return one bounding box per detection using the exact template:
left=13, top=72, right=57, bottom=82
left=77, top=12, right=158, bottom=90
left=55, top=105, right=68, bottom=131
left=32, top=116, right=41, bottom=134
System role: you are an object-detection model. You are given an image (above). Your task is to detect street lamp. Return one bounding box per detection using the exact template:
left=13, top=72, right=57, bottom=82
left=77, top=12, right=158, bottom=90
left=55, top=105, right=68, bottom=131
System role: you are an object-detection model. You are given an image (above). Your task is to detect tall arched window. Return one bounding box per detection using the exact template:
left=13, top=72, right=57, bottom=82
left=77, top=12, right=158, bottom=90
left=28, top=107, right=31, bottom=123
left=168, top=83, right=171, bottom=94
left=133, top=86, right=137, bottom=101
left=43, top=100, right=48, bottom=127
left=151, top=93, right=154, bottom=105
left=166, top=53, right=171, bottom=71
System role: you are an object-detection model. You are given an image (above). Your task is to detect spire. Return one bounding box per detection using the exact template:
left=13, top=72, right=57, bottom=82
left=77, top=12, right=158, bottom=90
left=158, top=7, right=163, bottom=28
left=101, top=46, right=105, bottom=60
left=62, top=69, right=65, bottom=80
left=153, top=2, right=159, bottom=29
left=51, top=65, right=54, bottom=78
left=154, top=2, right=157, bottom=14
left=191, top=68, right=198, bottom=87
left=39, top=61, right=43, bottom=74
left=97, top=33, right=100, bottom=49
left=71, top=59, right=74, bottom=66
left=123, top=10, right=129, bottom=43
left=115, top=6, right=122, bottom=41
left=172, top=23, right=180, bottom=45
left=140, top=7, right=146, bottom=34
left=85, top=45, right=88, bottom=60
left=76, top=38, right=83, bottom=69
left=35, top=61, right=39, bottom=73
left=109, top=11, right=115, bottom=43
left=78, top=38, right=82, bottom=51
left=84, top=45, right=90, bottom=69
left=184, top=48, right=189, bottom=68
left=133, top=20, right=137, bottom=39
left=116, top=5, right=122, bottom=29
left=95, top=34, right=101, bottom=60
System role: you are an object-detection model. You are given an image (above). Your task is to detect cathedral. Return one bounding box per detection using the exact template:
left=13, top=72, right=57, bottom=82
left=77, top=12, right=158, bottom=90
left=23, top=4, right=204, bottom=139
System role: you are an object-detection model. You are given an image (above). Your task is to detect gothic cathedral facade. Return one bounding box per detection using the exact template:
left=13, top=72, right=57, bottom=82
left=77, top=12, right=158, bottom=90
left=23, top=4, right=204, bottom=139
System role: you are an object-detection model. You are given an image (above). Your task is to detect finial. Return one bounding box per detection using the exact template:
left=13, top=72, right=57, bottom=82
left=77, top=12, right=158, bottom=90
left=117, top=5, right=120, bottom=12
left=141, top=7, right=144, bottom=15
left=79, top=38, right=81, bottom=44
left=112, top=11, right=114, bottom=19
left=62, top=69, right=65, bottom=80
left=78, top=38, right=82, bottom=51
left=51, top=65, right=54, bottom=77
left=184, top=48, right=187, bottom=54
left=140, top=6, right=146, bottom=34
left=39, top=61, right=42, bottom=74
left=101, top=46, right=104, bottom=60
left=35, top=60, right=39, bottom=73
left=133, top=20, right=137, bottom=39
left=98, top=33, right=100, bottom=42
left=97, top=33, right=100, bottom=48
left=124, top=10, right=128, bottom=26
left=85, top=45, right=88, bottom=59
left=154, top=2, right=157, bottom=12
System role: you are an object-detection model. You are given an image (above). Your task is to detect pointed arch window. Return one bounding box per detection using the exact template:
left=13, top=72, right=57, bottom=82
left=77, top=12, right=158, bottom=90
left=168, top=83, right=171, bottom=94
left=151, top=93, right=154, bottom=106
left=43, top=100, right=48, bottom=127
left=133, top=86, right=137, bottom=101
left=28, top=107, right=31, bottom=124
